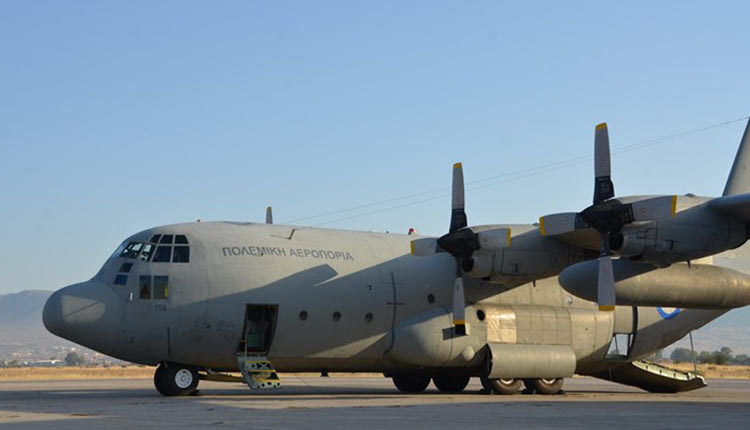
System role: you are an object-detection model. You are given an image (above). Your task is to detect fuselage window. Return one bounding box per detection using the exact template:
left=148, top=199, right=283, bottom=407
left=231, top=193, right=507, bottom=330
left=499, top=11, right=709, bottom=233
left=153, top=246, right=172, bottom=262
left=160, top=234, right=174, bottom=244
left=172, top=246, right=190, bottom=263
left=139, top=276, right=152, bottom=299
left=153, top=276, right=169, bottom=299
left=119, top=262, right=133, bottom=273
left=114, top=274, right=128, bottom=286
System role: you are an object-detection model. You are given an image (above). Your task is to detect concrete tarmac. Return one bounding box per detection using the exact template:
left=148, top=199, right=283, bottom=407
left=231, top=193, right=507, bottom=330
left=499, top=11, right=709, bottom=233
left=1, top=376, right=749, bottom=429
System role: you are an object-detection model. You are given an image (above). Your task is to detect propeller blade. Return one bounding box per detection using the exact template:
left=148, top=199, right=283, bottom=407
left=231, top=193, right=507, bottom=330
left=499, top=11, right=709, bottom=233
left=597, top=255, right=616, bottom=311
left=449, top=162, right=467, bottom=233
left=452, top=272, right=466, bottom=329
left=265, top=206, right=273, bottom=224
left=629, top=195, right=677, bottom=222
left=539, top=212, right=586, bottom=236
left=593, top=122, right=615, bottom=204
left=410, top=238, right=439, bottom=256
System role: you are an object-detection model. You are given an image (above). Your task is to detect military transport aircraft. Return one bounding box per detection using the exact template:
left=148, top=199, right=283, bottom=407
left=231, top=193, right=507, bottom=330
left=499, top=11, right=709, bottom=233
left=44, top=119, right=750, bottom=396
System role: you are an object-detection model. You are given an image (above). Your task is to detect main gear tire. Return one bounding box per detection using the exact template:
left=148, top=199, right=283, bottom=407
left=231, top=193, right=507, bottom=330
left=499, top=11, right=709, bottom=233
left=432, top=375, right=470, bottom=393
left=480, top=376, right=523, bottom=395
left=527, top=378, right=564, bottom=395
left=392, top=373, right=431, bottom=393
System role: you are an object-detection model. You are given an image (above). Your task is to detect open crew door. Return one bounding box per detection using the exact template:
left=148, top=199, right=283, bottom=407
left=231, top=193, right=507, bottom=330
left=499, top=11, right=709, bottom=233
left=237, top=304, right=282, bottom=390
left=239, top=305, right=278, bottom=355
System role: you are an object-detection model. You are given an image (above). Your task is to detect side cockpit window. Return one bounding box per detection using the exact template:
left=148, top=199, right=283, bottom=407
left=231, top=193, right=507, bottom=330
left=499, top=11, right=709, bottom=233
left=120, top=242, right=143, bottom=259
left=117, top=234, right=190, bottom=263
left=138, top=244, right=155, bottom=261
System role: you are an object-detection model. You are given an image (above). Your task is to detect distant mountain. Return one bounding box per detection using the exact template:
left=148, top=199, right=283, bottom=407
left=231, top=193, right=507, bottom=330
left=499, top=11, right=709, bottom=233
left=706, top=306, right=750, bottom=328
left=667, top=307, right=750, bottom=355
left=0, top=290, right=92, bottom=360
left=0, top=290, right=54, bottom=343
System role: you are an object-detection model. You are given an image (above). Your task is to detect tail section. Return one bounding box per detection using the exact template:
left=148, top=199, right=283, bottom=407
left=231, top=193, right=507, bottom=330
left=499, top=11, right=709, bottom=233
left=723, top=117, right=750, bottom=196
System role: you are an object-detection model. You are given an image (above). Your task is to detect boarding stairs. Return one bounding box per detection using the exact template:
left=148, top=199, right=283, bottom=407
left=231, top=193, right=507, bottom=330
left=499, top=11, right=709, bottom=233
left=236, top=341, right=282, bottom=390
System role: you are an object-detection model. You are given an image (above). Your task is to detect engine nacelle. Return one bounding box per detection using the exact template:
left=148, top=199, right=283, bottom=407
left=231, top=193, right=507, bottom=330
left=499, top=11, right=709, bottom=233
left=559, top=260, right=750, bottom=309
left=614, top=205, right=747, bottom=266
left=464, top=229, right=585, bottom=288
left=463, top=251, right=494, bottom=278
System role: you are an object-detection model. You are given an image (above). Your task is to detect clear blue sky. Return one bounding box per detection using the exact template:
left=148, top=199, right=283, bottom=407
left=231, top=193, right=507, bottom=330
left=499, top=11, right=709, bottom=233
left=2, top=1, right=750, bottom=294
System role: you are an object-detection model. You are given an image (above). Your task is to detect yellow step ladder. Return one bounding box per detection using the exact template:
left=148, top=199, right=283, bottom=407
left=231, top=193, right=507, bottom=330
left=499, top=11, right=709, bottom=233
left=237, top=356, right=282, bottom=390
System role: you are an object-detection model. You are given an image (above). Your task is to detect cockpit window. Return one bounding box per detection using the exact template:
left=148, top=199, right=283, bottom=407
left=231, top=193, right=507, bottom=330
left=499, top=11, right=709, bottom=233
left=120, top=242, right=143, bottom=259
left=139, top=276, right=152, bottom=299
left=138, top=243, right=155, bottom=261
left=117, top=234, right=190, bottom=263
left=172, top=246, right=190, bottom=263
left=154, top=276, right=169, bottom=299
left=153, top=246, right=172, bottom=262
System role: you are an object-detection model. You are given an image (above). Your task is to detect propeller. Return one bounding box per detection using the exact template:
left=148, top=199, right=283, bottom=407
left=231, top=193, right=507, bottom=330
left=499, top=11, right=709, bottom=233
left=265, top=206, right=273, bottom=224
left=444, top=163, right=469, bottom=334
left=540, top=123, right=676, bottom=311
left=410, top=163, right=510, bottom=335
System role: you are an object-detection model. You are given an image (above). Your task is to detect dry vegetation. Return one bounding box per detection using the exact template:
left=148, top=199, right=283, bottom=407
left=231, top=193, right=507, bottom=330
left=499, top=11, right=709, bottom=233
left=0, top=367, right=381, bottom=381
left=669, top=362, right=750, bottom=379
left=0, top=366, right=155, bottom=381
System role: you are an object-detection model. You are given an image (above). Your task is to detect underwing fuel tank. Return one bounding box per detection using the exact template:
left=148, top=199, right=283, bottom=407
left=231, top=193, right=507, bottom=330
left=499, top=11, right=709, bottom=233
left=559, top=260, right=750, bottom=309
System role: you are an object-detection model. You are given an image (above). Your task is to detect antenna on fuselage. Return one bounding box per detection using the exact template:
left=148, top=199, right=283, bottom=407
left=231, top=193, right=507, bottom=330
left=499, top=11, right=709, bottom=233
left=265, top=206, right=273, bottom=224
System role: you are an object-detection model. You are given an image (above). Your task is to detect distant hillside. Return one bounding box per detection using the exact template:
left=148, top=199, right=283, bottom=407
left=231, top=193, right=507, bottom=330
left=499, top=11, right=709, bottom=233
left=0, top=290, right=89, bottom=359
left=0, top=290, right=54, bottom=343
left=667, top=308, right=750, bottom=355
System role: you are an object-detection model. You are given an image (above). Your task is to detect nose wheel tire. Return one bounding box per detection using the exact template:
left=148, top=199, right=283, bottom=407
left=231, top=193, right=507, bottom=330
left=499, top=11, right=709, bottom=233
left=525, top=378, right=564, bottom=395
left=392, top=373, right=431, bottom=393
left=480, top=376, right=523, bottom=395
left=154, top=363, right=199, bottom=396
left=432, top=375, right=470, bottom=393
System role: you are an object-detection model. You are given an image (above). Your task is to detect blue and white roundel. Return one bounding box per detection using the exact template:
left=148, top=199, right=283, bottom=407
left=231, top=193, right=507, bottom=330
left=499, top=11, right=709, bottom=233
left=657, top=307, right=681, bottom=319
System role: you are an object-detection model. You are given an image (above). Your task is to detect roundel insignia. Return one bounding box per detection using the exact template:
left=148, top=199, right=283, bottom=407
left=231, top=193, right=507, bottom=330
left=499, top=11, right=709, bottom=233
left=657, top=307, right=681, bottom=320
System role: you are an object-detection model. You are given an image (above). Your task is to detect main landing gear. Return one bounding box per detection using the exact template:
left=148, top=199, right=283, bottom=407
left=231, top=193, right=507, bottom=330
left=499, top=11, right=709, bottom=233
left=392, top=373, right=470, bottom=394
left=391, top=373, right=431, bottom=393
left=391, top=373, right=565, bottom=395
left=524, top=378, right=564, bottom=395
left=480, top=376, right=524, bottom=395
left=154, top=362, right=200, bottom=396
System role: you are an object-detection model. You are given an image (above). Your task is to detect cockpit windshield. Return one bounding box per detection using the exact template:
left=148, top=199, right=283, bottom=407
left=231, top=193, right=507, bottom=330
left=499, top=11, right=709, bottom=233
left=117, top=234, right=190, bottom=263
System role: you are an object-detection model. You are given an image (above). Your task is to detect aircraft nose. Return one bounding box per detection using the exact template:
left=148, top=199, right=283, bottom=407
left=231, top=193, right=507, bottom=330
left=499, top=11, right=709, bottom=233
left=43, top=280, right=122, bottom=355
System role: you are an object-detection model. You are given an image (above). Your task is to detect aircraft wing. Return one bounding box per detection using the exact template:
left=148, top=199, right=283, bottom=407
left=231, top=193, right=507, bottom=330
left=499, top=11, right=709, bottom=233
left=709, top=192, right=750, bottom=222
left=544, top=226, right=602, bottom=251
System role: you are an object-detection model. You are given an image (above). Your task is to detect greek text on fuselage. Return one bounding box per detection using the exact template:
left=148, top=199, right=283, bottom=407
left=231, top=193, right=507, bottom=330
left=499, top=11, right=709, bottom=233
left=221, top=246, right=354, bottom=261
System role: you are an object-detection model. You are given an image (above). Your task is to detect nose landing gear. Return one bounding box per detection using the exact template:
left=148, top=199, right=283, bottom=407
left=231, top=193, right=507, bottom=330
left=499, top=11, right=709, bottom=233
left=154, top=362, right=200, bottom=396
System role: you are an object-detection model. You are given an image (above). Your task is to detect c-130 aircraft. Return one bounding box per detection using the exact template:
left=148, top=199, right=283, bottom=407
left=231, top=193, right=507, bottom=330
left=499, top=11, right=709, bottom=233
left=44, top=119, right=750, bottom=396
